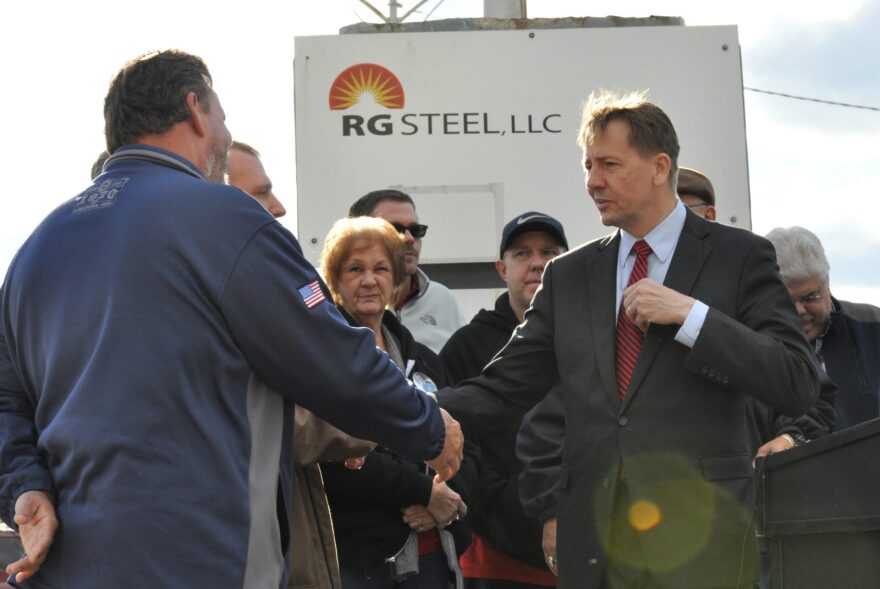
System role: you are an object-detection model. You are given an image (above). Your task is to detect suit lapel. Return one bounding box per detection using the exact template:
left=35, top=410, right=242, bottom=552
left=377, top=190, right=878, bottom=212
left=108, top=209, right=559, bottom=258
left=660, top=213, right=712, bottom=296
left=620, top=213, right=712, bottom=413
left=588, top=232, right=622, bottom=409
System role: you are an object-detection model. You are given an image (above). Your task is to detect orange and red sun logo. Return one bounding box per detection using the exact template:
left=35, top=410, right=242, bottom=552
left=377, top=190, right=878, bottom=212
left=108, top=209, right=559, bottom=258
left=328, top=63, right=405, bottom=110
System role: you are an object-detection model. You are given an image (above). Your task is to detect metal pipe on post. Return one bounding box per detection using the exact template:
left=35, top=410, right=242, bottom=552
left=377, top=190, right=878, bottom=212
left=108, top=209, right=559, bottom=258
left=388, top=0, right=399, bottom=22
left=483, top=0, right=527, bottom=18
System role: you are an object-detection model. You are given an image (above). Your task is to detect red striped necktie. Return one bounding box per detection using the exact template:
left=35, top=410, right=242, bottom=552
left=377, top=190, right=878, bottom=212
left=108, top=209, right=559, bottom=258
left=615, top=240, right=652, bottom=399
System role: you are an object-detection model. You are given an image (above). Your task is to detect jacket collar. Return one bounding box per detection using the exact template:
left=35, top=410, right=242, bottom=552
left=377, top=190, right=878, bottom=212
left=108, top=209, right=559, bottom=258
left=337, top=305, right=416, bottom=358
left=104, top=144, right=205, bottom=180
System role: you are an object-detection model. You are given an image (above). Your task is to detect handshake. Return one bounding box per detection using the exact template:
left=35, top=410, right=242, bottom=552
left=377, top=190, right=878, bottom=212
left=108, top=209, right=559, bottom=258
left=411, top=375, right=464, bottom=483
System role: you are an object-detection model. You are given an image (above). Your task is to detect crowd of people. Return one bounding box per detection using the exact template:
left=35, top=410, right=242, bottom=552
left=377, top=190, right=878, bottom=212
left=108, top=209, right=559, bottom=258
left=0, top=48, right=878, bottom=589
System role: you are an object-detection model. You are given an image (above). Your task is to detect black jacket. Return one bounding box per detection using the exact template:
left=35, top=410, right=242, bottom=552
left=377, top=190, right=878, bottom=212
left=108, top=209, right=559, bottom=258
left=440, top=293, right=550, bottom=570
left=439, top=215, right=819, bottom=589
left=747, top=351, right=837, bottom=451
left=321, top=309, right=475, bottom=574
left=823, top=297, right=880, bottom=429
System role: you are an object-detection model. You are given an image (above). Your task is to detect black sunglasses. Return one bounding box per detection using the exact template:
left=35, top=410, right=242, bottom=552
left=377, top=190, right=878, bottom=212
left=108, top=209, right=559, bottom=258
left=391, top=222, right=428, bottom=238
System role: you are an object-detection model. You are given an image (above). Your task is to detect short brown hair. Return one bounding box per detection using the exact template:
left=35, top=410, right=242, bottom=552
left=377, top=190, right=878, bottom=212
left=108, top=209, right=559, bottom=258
left=320, top=216, right=408, bottom=306
left=577, top=90, right=680, bottom=188
left=230, top=140, right=260, bottom=158
left=349, top=189, right=415, bottom=217
left=104, top=50, right=214, bottom=153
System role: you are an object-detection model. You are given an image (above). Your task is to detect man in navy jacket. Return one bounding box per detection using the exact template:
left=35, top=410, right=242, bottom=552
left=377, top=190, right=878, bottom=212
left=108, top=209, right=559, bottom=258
left=0, top=50, right=462, bottom=589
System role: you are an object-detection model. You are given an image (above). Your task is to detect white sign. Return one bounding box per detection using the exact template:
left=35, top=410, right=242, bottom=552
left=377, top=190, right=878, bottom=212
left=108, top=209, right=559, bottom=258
left=294, top=25, right=749, bottom=271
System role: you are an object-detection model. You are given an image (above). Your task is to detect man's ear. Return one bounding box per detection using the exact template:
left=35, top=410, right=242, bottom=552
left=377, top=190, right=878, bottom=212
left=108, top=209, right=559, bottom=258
left=704, top=205, right=717, bottom=222
left=495, top=258, right=508, bottom=282
left=185, top=91, right=207, bottom=138
left=652, top=152, right=672, bottom=187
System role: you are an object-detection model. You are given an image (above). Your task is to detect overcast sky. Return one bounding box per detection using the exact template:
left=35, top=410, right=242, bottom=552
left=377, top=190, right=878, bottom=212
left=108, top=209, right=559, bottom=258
left=2, top=0, right=878, bottom=303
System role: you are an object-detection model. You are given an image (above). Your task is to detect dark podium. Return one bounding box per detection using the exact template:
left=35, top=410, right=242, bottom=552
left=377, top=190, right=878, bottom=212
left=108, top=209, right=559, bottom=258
left=756, top=417, right=880, bottom=588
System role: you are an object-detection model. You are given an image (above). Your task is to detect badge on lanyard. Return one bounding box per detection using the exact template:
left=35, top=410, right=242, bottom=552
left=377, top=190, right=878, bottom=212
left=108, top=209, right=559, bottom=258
left=411, top=372, right=438, bottom=394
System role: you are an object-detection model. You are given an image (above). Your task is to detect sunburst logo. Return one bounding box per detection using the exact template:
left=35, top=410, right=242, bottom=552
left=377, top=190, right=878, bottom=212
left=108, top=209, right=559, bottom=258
left=329, top=63, right=405, bottom=110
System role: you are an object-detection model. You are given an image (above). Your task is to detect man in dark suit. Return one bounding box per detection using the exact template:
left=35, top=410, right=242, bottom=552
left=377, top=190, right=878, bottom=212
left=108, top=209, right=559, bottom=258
left=437, top=90, right=819, bottom=589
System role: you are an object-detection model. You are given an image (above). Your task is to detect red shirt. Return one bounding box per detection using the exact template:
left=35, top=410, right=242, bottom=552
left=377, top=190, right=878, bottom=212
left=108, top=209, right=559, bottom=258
left=418, top=529, right=441, bottom=555
left=459, top=533, right=557, bottom=586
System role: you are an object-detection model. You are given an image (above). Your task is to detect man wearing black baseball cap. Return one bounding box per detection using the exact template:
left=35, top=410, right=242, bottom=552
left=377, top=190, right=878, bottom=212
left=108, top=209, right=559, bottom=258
left=495, top=212, right=569, bottom=325
left=441, top=211, right=567, bottom=589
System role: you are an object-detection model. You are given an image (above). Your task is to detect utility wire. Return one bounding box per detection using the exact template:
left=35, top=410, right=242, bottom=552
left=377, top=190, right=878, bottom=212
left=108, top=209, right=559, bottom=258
left=744, top=87, right=880, bottom=112
left=423, top=0, right=445, bottom=21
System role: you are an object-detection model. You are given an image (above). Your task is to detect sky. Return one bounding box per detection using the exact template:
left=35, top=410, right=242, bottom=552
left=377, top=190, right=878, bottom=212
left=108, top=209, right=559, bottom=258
left=2, top=0, right=878, bottom=304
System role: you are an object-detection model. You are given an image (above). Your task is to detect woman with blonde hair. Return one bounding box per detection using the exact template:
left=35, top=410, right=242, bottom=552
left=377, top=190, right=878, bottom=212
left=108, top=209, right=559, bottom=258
left=319, top=216, right=475, bottom=589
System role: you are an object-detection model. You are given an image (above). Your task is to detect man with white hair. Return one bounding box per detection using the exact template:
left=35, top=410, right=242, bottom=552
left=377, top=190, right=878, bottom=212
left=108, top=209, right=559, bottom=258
left=766, top=226, right=880, bottom=429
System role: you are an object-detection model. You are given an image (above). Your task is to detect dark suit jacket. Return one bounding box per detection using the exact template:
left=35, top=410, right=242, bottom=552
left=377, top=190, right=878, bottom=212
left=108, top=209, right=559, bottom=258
left=438, top=212, right=819, bottom=589
left=823, top=297, right=880, bottom=429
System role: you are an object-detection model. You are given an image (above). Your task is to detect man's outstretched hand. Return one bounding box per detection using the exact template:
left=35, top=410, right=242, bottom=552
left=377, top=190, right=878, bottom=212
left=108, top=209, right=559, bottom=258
left=425, top=407, right=463, bottom=482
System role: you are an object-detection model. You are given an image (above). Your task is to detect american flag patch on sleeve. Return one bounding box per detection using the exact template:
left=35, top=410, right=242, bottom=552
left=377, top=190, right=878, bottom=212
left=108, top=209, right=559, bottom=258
left=298, top=280, right=326, bottom=309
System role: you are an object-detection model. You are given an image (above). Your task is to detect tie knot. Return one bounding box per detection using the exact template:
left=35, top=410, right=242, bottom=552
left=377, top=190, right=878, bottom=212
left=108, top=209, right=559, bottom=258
left=632, top=240, right=652, bottom=258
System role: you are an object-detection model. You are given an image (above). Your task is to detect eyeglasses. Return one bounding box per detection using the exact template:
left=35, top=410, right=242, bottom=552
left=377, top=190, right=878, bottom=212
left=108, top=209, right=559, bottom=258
left=391, top=222, right=428, bottom=238
left=793, top=291, right=826, bottom=306
left=684, top=202, right=708, bottom=209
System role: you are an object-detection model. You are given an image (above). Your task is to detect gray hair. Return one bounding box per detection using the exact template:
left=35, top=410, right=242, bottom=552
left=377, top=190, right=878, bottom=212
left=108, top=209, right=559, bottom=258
left=765, top=226, right=830, bottom=286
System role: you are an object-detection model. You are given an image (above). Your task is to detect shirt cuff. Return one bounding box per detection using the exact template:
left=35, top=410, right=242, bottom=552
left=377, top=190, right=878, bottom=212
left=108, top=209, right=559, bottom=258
left=674, top=300, right=709, bottom=348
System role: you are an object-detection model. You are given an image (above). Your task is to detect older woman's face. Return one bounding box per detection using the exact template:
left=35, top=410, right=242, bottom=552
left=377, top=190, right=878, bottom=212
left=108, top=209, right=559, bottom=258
left=337, top=242, right=395, bottom=325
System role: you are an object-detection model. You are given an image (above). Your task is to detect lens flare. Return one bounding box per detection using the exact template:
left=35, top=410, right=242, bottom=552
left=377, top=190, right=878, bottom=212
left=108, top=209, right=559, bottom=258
left=629, top=499, right=662, bottom=532
left=595, top=452, right=756, bottom=580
